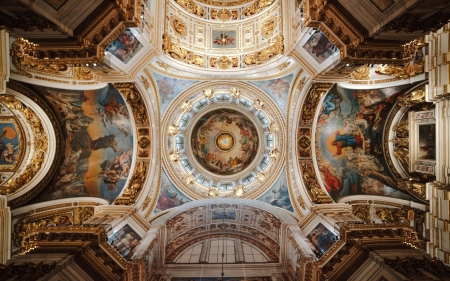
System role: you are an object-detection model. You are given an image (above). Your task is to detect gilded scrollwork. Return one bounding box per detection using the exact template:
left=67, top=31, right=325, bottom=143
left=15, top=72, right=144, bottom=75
left=243, top=35, right=284, bottom=66
left=0, top=95, right=48, bottom=195
left=243, top=0, right=275, bottom=17
left=138, top=136, right=151, bottom=150
left=140, top=76, right=150, bottom=90
left=397, top=85, right=426, bottom=107
left=162, top=33, right=206, bottom=68
left=173, top=0, right=206, bottom=18
left=171, top=16, right=187, bottom=38
left=352, top=205, right=371, bottom=223
left=262, top=17, right=276, bottom=38
left=375, top=50, right=424, bottom=80
left=300, top=161, right=333, bottom=204
left=393, top=120, right=409, bottom=138
left=202, top=87, right=215, bottom=99
left=114, top=161, right=150, bottom=205
left=300, top=83, right=333, bottom=125
left=384, top=256, right=450, bottom=279
left=168, top=124, right=180, bottom=137
left=256, top=171, right=266, bottom=182
left=73, top=67, right=94, bottom=80
left=350, top=65, right=370, bottom=80
left=11, top=39, right=61, bottom=75
left=181, top=100, right=193, bottom=113
left=393, top=146, right=409, bottom=167
left=397, top=179, right=426, bottom=200
left=0, top=261, right=57, bottom=280
left=13, top=207, right=94, bottom=247
left=5, top=82, right=62, bottom=208
left=216, top=56, right=232, bottom=69
left=169, top=151, right=181, bottom=162
left=253, top=99, right=264, bottom=111
left=113, top=83, right=148, bottom=124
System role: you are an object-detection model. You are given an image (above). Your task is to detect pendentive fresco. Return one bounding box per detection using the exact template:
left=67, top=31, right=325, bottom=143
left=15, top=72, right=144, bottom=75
left=30, top=84, right=134, bottom=203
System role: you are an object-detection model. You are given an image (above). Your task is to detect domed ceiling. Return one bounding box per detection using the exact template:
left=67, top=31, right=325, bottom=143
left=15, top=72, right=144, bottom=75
left=190, top=108, right=259, bottom=176
left=162, top=81, right=286, bottom=202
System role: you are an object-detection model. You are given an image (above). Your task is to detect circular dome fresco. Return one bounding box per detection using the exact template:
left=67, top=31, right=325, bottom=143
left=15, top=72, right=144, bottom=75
left=190, top=108, right=259, bottom=176
left=162, top=81, right=286, bottom=200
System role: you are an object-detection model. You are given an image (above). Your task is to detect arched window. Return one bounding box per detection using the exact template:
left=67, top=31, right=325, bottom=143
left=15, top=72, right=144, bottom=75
left=174, top=242, right=203, bottom=263
left=208, top=238, right=235, bottom=263
left=174, top=238, right=269, bottom=264
left=242, top=242, right=268, bottom=263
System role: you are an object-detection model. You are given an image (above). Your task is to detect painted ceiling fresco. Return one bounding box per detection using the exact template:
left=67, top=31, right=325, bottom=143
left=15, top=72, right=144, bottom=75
left=106, top=29, right=143, bottom=64
left=154, top=170, right=191, bottom=214
left=256, top=167, right=293, bottom=212
left=250, top=73, right=294, bottom=115
left=152, top=72, right=197, bottom=113
left=191, top=108, right=259, bottom=176
left=30, top=84, right=134, bottom=203
left=315, top=84, right=416, bottom=202
left=303, top=31, right=338, bottom=64
left=0, top=118, right=22, bottom=170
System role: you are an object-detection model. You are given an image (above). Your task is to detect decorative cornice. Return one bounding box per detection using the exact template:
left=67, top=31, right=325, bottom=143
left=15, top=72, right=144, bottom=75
left=21, top=226, right=127, bottom=280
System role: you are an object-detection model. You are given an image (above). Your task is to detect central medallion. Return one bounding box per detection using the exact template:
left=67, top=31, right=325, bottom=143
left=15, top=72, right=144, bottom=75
left=191, top=108, right=259, bottom=176
left=215, top=132, right=235, bottom=152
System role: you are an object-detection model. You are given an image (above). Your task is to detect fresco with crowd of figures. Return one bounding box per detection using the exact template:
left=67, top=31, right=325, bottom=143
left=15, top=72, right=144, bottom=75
left=30, top=84, right=134, bottom=203
left=314, top=84, right=416, bottom=202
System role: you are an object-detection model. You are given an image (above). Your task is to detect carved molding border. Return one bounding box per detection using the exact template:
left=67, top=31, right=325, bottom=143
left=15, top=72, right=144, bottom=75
left=297, top=83, right=334, bottom=204
left=113, top=83, right=152, bottom=206
left=4, top=81, right=63, bottom=208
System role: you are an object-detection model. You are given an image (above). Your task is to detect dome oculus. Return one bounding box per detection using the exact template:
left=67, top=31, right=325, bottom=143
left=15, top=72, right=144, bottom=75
left=191, top=108, right=259, bottom=176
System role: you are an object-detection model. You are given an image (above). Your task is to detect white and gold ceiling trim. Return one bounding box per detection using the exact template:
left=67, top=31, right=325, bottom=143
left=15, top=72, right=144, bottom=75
left=1, top=81, right=62, bottom=209
left=160, top=0, right=290, bottom=75
left=162, top=81, right=285, bottom=200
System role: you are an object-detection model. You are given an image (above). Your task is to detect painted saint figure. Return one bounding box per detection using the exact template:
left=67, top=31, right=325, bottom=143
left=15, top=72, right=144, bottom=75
left=331, top=131, right=363, bottom=156
left=91, top=131, right=124, bottom=153
left=2, top=143, right=18, bottom=163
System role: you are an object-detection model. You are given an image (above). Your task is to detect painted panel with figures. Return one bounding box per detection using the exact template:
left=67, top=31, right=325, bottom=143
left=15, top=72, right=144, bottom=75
left=30, top=84, right=134, bottom=203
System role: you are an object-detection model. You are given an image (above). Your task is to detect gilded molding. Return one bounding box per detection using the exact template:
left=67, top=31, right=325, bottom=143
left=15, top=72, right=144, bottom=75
left=13, top=206, right=95, bottom=247
left=21, top=226, right=127, bottom=280
left=350, top=65, right=370, bottom=80
left=242, top=0, right=275, bottom=17
left=286, top=71, right=307, bottom=216
left=162, top=33, right=206, bottom=68
left=300, top=161, right=333, bottom=204
left=173, top=0, right=206, bottom=18
left=5, top=82, right=61, bottom=208
left=376, top=48, right=425, bottom=80
left=351, top=205, right=371, bottom=223
left=195, top=0, right=253, bottom=6
left=0, top=95, right=47, bottom=194
left=300, top=83, right=333, bottom=125
left=73, top=67, right=94, bottom=80
left=113, top=83, right=149, bottom=125
left=114, top=161, right=150, bottom=205
left=243, top=35, right=284, bottom=66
